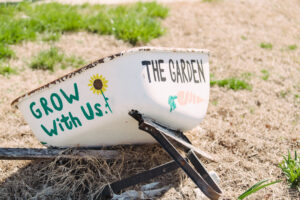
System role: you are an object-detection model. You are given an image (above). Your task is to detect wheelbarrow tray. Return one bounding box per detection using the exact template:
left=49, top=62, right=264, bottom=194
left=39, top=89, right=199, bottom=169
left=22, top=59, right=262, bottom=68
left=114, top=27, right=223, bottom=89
left=11, top=47, right=210, bottom=147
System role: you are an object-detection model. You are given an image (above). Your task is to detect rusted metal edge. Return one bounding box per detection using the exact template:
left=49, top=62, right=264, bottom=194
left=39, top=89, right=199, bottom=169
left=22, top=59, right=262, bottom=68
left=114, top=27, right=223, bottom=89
left=11, top=46, right=209, bottom=108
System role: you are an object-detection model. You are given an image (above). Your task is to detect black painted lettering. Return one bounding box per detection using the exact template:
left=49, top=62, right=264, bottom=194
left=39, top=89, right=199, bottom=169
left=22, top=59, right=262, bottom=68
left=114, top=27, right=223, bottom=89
left=158, top=59, right=166, bottom=82
left=152, top=60, right=160, bottom=82
left=169, top=59, right=176, bottom=82
left=186, top=61, right=193, bottom=82
left=142, top=60, right=151, bottom=83
left=197, top=60, right=206, bottom=82
left=191, top=60, right=199, bottom=83
left=176, top=60, right=183, bottom=83
left=180, top=59, right=188, bottom=83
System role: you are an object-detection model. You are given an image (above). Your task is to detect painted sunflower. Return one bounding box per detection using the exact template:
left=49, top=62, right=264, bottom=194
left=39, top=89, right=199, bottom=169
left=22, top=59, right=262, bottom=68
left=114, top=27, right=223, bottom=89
left=88, top=74, right=108, bottom=95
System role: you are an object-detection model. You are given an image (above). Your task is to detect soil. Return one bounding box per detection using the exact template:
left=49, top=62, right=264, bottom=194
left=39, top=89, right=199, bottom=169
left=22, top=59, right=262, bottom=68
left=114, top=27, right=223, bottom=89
left=0, top=0, right=299, bottom=199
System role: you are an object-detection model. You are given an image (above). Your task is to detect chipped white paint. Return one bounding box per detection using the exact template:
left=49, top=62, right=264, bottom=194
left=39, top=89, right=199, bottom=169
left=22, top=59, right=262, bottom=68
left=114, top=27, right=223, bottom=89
left=12, top=47, right=210, bottom=147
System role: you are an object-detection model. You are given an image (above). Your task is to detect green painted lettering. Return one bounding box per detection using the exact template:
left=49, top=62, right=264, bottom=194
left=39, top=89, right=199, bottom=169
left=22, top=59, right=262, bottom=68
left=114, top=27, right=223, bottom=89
left=60, top=114, right=73, bottom=130
left=81, top=103, right=94, bottom=120
left=30, top=102, right=42, bottom=119
left=41, top=120, right=57, bottom=136
left=94, top=103, right=103, bottom=117
left=40, top=97, right=53, bottom=116
left=60, top=83, right=79, bottom=104
left=58, top=120, right=65, bottom=132
left=69, top=112, right=82, bottom=127
left=50, top=93, right=63, bottom=111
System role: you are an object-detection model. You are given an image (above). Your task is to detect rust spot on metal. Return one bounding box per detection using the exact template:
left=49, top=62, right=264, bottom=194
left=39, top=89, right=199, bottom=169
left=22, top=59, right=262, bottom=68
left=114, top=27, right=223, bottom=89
left=181, top=160, right=186, bottom=166
left=11, top=47, right=209, bottom=108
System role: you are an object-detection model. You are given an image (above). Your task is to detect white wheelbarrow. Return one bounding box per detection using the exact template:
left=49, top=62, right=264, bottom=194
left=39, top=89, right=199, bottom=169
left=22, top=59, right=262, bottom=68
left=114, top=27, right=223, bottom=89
left=3, top=47, right=222, bottom=199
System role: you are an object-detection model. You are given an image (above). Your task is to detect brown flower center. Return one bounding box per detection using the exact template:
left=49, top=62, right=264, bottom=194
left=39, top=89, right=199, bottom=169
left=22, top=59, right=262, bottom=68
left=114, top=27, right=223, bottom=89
left=93, top=79, right=103, bottom=90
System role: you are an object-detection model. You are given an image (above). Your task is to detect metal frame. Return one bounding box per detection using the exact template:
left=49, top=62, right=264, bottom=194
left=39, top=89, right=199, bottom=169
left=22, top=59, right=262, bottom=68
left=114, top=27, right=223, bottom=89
left=101, top=110, right=222, bottom=199
left=0, top=110, right=222, bottom=199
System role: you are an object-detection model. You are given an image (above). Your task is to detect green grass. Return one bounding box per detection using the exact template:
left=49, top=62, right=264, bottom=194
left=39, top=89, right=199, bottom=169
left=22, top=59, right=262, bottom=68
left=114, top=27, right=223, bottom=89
left=278, top=151, right=300, bottom=191
left=260, top=42, right=273, bottom=49
left=0, top=45, right=15, bottom=59
left=42, top=32, right=61, bottom=42
left=84, top=2, right=168, bottom=45
left=261, top=69, right=270, bottom=81
left=279, top=90, right=290, bottom=98
left=210, top=78, right=252, bottom=91
left=212, top=100, right=218, bottom=106
left=241, top=72, right=253, bottom=80
left=62, top=55, right=85, bottom=69
left=0, top=64, right=16, bottom=76
left=30, top=47, right=85, bottom=71
left=0, top=2, right=168, bottom=59
left=241, top=35, right=247, bottom=40
left=288, top=45, right=297, bottom=50
left=238, top=180, right=281, bottom=200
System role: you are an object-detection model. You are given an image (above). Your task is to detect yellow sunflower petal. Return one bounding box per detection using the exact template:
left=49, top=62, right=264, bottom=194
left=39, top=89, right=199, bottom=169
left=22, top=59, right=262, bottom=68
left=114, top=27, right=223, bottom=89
left=88, top=74, right=109, bottom=95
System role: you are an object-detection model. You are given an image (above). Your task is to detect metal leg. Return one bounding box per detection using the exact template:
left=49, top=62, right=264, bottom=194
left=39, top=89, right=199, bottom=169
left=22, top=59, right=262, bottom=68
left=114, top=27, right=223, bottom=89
left=187, top=151, right=222, bottom=196
left=129, top=110, right=222, bottom=200
left=101, top=160, right=179, bottom=198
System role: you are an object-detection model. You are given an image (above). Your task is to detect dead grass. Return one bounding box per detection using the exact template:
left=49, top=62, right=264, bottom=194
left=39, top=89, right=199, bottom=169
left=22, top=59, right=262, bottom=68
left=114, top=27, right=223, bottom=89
left=0, top=0, right=299, bottom=199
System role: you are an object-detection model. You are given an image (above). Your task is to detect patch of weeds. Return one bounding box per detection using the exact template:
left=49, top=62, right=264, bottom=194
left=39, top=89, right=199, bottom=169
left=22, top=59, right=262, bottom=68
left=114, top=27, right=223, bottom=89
left=238, top=180, right=281, bottom=199
left=210, top=78, right=252, bottom=91
left=42, top=32, right=61, bottom=42
left=288, top=45, right=297, bottom=51
left=30, top=47, right=85, bottom=71
left=0, top=2, right=169, bottom=57
left=241, top=35, right=247, bottom=40
left=295, top=94, right=300, bottom=99
left=84, top=2, right=168, bottom=45
left=241, top=72, right=253, bottom=80
left=0, top=64, right=16, bottom=76
left=30, top=47, right=64, bottom=71
left=279, top=90, right=290, bottom=98
left=278, top=151, right=300, bottom=191
left=62, top=55, right=85, bottom=69
left=261, top=69, right=270, bottom=81
left=260, top=42, right=273, bottom=50
left=212, top=100, right=218, bottom=106
left=0, top=44, right=15, bottom=59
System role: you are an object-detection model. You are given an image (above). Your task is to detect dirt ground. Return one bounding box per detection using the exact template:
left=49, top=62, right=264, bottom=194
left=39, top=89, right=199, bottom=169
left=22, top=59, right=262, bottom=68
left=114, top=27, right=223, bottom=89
left=0, top=0, right=299, bottom=199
